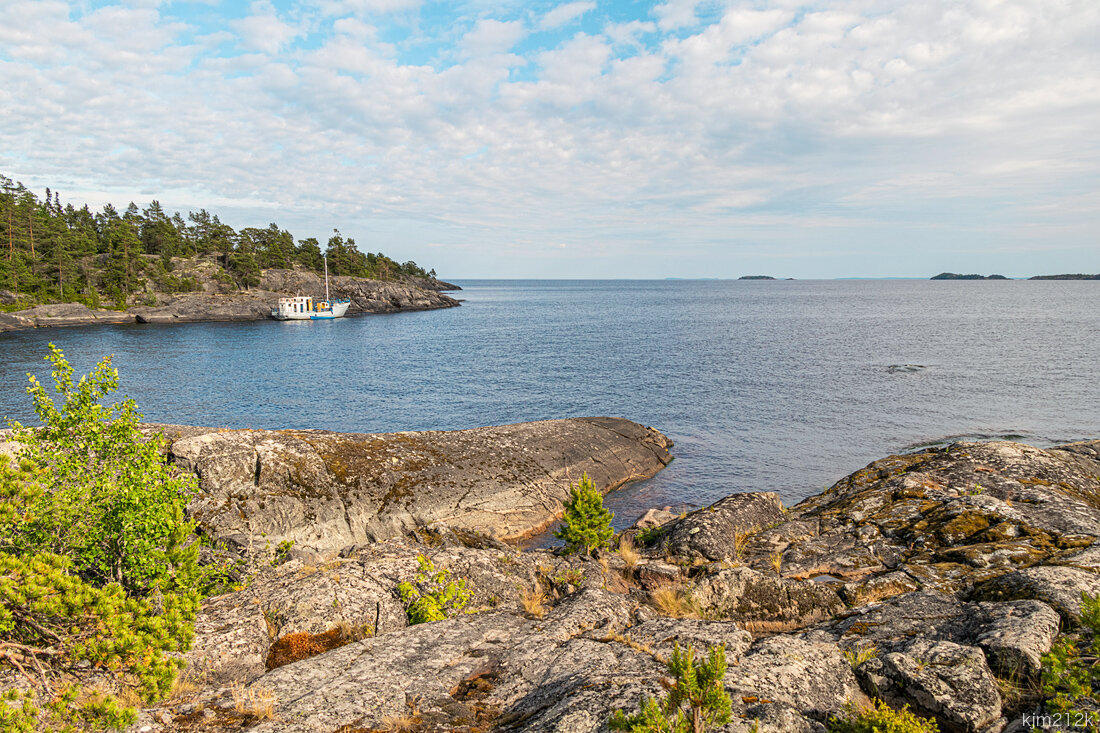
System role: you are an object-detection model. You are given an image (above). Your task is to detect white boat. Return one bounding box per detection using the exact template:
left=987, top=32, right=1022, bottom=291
left=271, top=295, right=350, bottom=320
left=271, top=254, right=351, bottom=321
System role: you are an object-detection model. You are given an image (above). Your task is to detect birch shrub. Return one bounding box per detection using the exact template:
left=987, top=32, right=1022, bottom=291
left=0, top=346, right=203, bottom=729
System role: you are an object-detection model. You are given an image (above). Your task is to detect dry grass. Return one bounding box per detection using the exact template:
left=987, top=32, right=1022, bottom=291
left=333, top=618, right=374, bottom=641
left=769, top=551, right=783, bottom=575
left=604, top=570, right=633, bottom=594
left=650, top=580, right=700, bottom=619
left=113, top=686, right=144, bottom=709
left=380, top=714, right=419, bottom=732
left=520, top=585, right=547, bottom=618
left=231, top=682, right=278, bottom=720
left=598, top=630, right=655, bottom=657
left=618, top=536, right=641, bottom=570
left=167, top=674, right=202, bottom=702
left=732, top=530, right=752, bottom=564
left=997, top=668, right=1041, bottom=714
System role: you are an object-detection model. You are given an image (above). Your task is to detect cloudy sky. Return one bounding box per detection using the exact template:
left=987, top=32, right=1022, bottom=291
left=1, top=0, right=1097, bottom=278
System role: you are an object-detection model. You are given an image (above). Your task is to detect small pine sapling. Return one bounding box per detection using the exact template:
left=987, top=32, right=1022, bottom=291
left=610, top=643, right=731, bottom=733
left=554, top=472, right=614, bottom=556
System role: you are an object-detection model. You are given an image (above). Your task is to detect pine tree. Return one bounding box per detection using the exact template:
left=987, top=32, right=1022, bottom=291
left=610, top=644, right=732, bottom=733
left=554, top=472, right=614, bottom=555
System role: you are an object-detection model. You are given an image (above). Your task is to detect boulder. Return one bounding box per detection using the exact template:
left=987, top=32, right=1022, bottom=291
left=630, top=507, right=677, bottom=530
left=693, top=567, right=846, bottom=632
left=5, top=302, right=133, bottom=327
left=973, top=566, right=1100, bottom=624
left=840, top=570, right=920, bottom=607
left=657, top=492, right=784, bottom=561
left=728, top=635, right=864, bottom=719
left=967, top=601, right=1061, bottom=677
left=131, top=293, right=276, bottom=323
left=857, top=639, right=1002, bottom=733
left=0, top=312, right=32, bottom=332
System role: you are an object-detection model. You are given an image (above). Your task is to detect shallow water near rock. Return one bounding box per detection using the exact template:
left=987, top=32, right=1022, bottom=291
left=1, top=279, right=1097, bottom=529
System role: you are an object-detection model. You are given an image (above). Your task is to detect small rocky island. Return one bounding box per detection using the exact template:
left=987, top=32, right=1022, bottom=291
left=930, top=273, right=1009, bottom=280
left=4, top=421, right=1093, bottom=732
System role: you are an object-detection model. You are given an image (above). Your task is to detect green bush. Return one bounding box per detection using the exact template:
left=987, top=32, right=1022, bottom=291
left=7, top=344, right=201, bottom=597
left=827, top=699, right=939, bottom=733
left=1039, top=591, right=1100, bottom=724
left=0, top=347, right=205, bottom=729
left=610, top=643, right=731, bottom=733
left=397, top=554, right=472, bottom=624
left=554, top=472, right=614, bottom=556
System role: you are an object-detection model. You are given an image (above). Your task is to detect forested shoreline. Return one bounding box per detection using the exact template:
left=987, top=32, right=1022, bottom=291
left=0, top=174, right=436, bottom=309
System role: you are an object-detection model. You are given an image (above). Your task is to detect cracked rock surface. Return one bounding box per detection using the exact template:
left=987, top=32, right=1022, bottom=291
left=12, top=430, right=1099, bottom=733
left=152, top=417, right=674, bottom=558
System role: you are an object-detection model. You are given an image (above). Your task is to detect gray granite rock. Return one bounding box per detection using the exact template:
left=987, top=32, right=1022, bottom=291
left=658, top=492, right=784, bottom=561
left=974, top=566, right=1100, bottom=624
left=968, top=600, right=1061, bottom=677
left=159, top=417, right=672, bottom=556
left=693, top=567, right=846, bottom=632
left=858, top=639, right=1002, bottom=733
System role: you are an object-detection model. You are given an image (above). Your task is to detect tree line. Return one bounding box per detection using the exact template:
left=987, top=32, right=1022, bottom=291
left=0, top=174, right=436, bottom=308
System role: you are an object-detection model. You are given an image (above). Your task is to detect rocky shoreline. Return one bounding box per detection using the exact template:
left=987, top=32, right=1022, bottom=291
left=0, top=266, right=460, bottom=333
left=3, top=420, right=1099, bottom=732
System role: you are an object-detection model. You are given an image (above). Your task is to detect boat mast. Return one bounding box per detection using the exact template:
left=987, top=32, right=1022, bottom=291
left=324, top=252, right=330, bottom=303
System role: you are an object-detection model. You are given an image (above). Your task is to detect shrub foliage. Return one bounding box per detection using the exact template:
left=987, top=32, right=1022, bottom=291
left=827, top=699, right=939, bottom=732
left=1039, top=591, right=1100, bottom=724
left=397, top=554, right=472, bottom=624
left=0, top=346, right=203, bottom=729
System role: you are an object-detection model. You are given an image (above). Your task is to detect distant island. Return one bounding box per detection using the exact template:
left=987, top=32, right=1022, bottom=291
left=738, top=275, right=776, bottom=280
left=1029, top=274, right=1100, bottom=280
left=930, top=272, right=1009, bottom=280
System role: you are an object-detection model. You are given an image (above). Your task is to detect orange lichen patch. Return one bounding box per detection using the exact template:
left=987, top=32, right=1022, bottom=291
left=266, top=628, right=351, bottom=671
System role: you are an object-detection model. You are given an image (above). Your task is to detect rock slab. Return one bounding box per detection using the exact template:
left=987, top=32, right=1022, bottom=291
left=161, top=416, right=673, bottom=555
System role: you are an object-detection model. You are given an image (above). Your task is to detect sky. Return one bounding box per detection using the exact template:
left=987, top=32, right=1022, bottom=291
left=1, top=0, right=1098, bottom=279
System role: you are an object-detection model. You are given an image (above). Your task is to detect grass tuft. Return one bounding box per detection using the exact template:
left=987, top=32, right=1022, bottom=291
left=521, top=585, right=547, bottom=618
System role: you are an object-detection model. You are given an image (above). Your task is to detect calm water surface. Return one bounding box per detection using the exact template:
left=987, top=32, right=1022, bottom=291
left=1, top=279, right=1097, bottom=528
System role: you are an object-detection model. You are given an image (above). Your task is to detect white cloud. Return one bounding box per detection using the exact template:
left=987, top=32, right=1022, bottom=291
left=332, top=17, right=378, bottom=40
left=539, top=1, right=595, bottom=31
left=459, top=19, right=526, bottom=58
left=230, top=1, right=303, bottom=54
left=1, top=0, right=1097, bottom=277
left=603, top=19, right=656, bottom=49
left=653, top=0, right=704, bottom=31
left=312, top=0, right=422, bottom=16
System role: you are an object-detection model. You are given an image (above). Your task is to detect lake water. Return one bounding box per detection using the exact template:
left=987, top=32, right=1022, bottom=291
left=1, top=279, right=1097, bottom=529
